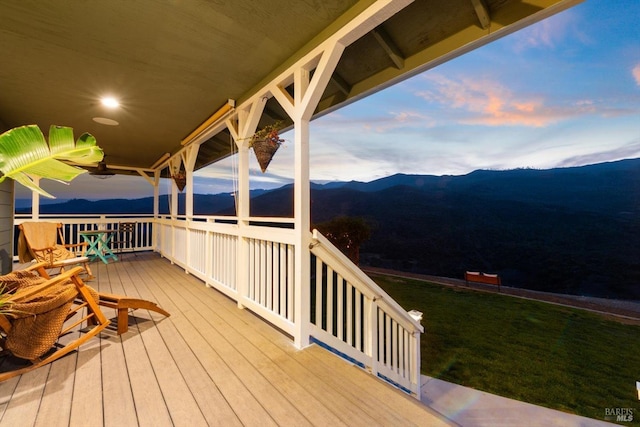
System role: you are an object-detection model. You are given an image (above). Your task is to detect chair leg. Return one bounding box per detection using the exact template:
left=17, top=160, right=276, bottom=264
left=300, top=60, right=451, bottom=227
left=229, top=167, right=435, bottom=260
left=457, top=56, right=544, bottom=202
left=117, top=308, right=129, bottom=334
left=83, top=262, right=94, bottom=280
left=98, top=293, right=170, bottom=335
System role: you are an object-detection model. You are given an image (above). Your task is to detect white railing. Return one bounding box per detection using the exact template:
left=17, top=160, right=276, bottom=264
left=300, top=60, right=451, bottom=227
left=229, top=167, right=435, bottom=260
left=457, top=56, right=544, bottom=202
left=156, top=216, right=241, bottom=299
left=14, top=213, right=423, bottom=396
left=14, top=214, right=156, bottom=255
left=309, top=229, right=423, bottom=396
left=246, top=235, right=295, bottom=326
left=155, top=215, right=298, bottom=336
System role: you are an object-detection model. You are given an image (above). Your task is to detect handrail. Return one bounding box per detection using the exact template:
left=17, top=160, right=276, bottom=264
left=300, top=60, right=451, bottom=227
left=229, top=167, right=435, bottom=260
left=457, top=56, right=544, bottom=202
left=309, top=228, right=423, bottom=396
left=310, top=229, right=423, bottom=333
left=15, top=213, right=155, bottom=218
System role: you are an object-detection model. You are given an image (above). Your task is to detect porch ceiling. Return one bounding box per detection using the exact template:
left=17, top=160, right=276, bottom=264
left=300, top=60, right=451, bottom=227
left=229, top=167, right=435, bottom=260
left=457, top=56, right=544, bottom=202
left=0, top=0, right=580, bottom=175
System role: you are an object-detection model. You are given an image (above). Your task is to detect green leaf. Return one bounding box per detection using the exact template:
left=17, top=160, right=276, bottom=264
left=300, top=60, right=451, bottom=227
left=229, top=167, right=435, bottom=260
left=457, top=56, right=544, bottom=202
left=0, top=124, right=104, bottom=198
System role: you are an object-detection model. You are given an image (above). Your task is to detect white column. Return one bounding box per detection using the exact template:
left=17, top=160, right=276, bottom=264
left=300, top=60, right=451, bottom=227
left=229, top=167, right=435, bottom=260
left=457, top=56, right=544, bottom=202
left=228, top=101, right=265, bottom=310
left=184, top=145, right=199, bottom=219
left=290, top=45, right=345, bottom=349
left=292, top=114, right=311, bottom=348
left=236, top=140, right=250, bottom=309
left=31, top=177, right=40, bottom=220
left=153, top=171, right=160, bottom=218
left=291, top=59, right=312, bottom=349
left=168, top=160, right=179, bottom=219
left=153, top=171, right=160, bottom=252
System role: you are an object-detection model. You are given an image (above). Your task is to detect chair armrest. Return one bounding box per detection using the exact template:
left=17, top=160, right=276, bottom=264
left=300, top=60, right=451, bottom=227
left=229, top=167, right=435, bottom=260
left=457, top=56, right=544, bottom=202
left=63, top=243, right=87, bottom=249
left=24, top=261, right=51, bottom=279
left=9, top=266, right=85, bottom=303
left=64, top=242, right=88, bottom=256
left=23, top=261, right=48, bottom=270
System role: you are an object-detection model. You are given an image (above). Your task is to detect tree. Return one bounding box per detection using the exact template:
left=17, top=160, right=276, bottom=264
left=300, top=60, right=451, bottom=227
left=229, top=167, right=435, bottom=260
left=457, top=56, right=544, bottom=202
left=314, top=216, right=371, bottom=265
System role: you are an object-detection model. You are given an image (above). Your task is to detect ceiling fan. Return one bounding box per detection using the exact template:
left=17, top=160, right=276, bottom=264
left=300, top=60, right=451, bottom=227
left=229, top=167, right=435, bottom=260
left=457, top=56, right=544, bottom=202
left=90, top=160, right=115, bottom=179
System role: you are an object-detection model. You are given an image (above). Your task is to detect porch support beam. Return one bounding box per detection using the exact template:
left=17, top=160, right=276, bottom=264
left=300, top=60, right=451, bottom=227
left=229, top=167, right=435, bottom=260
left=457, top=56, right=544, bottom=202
left=227, top=98, right=267, bottom=310
left=153, top=170, right=160, bottom=251
left=229, top=97, right=267, bottom=221
left=183, top=144, right=199, bottom=219
left=168, top=158, right=181, bottom=218
left=241, top=0, right=413, bottom=350
left=30, top=176, right=40, bottom=220
left=137, top=170, right=155, bottom=187
left=285, top=42, right=345, bottom=349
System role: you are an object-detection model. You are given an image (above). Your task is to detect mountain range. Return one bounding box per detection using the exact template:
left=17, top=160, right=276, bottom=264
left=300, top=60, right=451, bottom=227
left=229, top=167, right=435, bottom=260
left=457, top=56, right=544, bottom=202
left=17, top=158, right=640, bottom=300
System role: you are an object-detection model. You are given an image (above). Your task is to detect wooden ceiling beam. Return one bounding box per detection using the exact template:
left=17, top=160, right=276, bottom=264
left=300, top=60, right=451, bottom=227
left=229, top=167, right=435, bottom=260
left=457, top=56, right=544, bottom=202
left=470, top=0, right=491, bottom=29
left=330, top=72, right=352, bottom=96
left=371, top=26, right=405, bottom=69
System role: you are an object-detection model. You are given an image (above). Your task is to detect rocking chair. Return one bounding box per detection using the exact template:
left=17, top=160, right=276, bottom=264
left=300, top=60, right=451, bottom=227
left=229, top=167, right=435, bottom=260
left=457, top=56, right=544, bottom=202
left=34, top=261, right=171, bottom=336
left=0, top=263, right=110, bottom=381
left=18, top=222, right=94, bottom=279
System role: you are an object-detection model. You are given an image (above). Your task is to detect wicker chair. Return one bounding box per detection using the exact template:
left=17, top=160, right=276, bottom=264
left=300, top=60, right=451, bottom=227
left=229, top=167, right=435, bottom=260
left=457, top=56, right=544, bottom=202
left=0, top=263, right=110, bottom=381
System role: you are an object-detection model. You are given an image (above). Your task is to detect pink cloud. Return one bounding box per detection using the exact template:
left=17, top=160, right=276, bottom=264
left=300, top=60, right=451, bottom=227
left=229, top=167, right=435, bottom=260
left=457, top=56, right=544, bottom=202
left=633, top=64, right=640, bottom=86
left=417, top=74, right=557, bottom=127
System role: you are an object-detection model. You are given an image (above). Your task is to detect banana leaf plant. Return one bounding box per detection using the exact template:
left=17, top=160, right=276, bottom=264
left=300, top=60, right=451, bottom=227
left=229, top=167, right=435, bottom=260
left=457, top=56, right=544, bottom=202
left=0, top=124, right=104, bottom=198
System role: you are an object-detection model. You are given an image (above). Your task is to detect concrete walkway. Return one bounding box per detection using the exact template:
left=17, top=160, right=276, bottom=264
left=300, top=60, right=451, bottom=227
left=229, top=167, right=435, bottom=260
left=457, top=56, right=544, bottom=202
left=420, top=376, right=618, bottom=426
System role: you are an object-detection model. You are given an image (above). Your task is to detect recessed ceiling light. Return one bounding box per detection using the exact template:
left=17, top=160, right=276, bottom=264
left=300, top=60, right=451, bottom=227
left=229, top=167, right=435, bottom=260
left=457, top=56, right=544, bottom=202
left=93, top=117, right=119, bottom=126
left=101, top=96, right=120, bottom=108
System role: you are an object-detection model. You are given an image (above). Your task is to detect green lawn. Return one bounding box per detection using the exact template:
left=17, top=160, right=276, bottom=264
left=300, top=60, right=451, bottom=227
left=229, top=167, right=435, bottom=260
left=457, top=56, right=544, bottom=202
left=371, top=274, right=640, bottom=421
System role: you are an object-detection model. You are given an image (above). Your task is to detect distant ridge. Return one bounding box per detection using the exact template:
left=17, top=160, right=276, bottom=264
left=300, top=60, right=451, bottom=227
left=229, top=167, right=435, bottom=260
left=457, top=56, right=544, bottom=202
left=15, top=158, right=640, bottom=299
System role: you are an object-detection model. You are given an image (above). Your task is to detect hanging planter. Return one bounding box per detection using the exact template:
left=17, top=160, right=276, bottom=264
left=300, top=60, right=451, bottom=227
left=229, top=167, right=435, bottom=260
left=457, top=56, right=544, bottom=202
left=249, top=121, right=284, bottom=173
left=171, top=169, right=186, bottom=192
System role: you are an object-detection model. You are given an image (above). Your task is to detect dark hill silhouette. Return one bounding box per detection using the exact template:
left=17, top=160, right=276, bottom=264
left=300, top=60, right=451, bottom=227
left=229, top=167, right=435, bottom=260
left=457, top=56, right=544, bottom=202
left=16, top=194, right=238, bottom=215
left=245, top=159, right=640, bottom=299
left=17, top=158, right=640, bottom=299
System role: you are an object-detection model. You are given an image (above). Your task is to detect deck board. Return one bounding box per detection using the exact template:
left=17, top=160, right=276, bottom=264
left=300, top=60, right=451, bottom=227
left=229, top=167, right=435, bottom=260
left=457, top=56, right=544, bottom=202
left=69, top=338, right=104, bottom=427
left=0, top=252, right=448, bottom=426
left=1, top=365, right=49, bottom=425
left=35, top=340, right=77, bottom=427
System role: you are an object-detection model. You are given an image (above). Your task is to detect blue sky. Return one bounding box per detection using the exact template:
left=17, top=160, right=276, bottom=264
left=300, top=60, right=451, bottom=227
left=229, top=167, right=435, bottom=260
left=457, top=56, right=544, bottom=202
left=19, top=0, right=640, bottom=201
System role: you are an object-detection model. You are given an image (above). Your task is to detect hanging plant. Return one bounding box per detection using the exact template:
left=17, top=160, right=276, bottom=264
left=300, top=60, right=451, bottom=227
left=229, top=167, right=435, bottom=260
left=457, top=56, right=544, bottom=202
left=249, top=121, right=285, bottom=173
left=171, top=167, right=186, bottom=192
left=0, top=124, right=104, bottom=198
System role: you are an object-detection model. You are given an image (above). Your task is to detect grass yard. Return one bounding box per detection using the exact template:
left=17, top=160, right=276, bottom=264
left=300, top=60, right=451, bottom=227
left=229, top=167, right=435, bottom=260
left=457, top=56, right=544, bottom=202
left=371, top=273, right=640, bottom=422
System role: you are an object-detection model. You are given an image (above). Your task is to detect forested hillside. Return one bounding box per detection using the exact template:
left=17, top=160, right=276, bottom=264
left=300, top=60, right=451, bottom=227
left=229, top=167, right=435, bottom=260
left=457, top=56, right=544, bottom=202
left=248, top=159, right=640, bottom=299
left=19, top=159, right=640, bottom=299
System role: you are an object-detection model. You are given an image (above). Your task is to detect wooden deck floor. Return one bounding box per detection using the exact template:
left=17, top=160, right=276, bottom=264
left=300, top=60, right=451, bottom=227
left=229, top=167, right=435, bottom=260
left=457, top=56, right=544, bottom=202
left=0, top=253, right=449, bottom=427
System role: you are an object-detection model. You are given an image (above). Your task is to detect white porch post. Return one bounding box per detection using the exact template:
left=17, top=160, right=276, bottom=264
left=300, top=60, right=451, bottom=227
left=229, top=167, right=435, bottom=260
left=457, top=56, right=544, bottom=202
left=289, top=43, right=345, bottom=349
left=31, top=177, right=40, bottom=220
left=153, top=170, right=160, bottom=218
left=169, top=159, right=180, bottom=219
left=183, top=145, right=199, bottom=219
left=235, top=137, right=250, bottom=309
left=168, top=159, right=180, bottom=261
left=153, top=170, right=160, bottom=251
left=292, top=114, right=311, bottom=348
left=228, top=100, right=266, bottom=309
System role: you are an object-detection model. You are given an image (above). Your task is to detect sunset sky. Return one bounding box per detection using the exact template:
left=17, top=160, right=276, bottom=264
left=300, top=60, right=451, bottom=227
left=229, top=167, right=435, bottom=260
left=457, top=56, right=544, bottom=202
left=18, top=0, right=640, bottom=202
